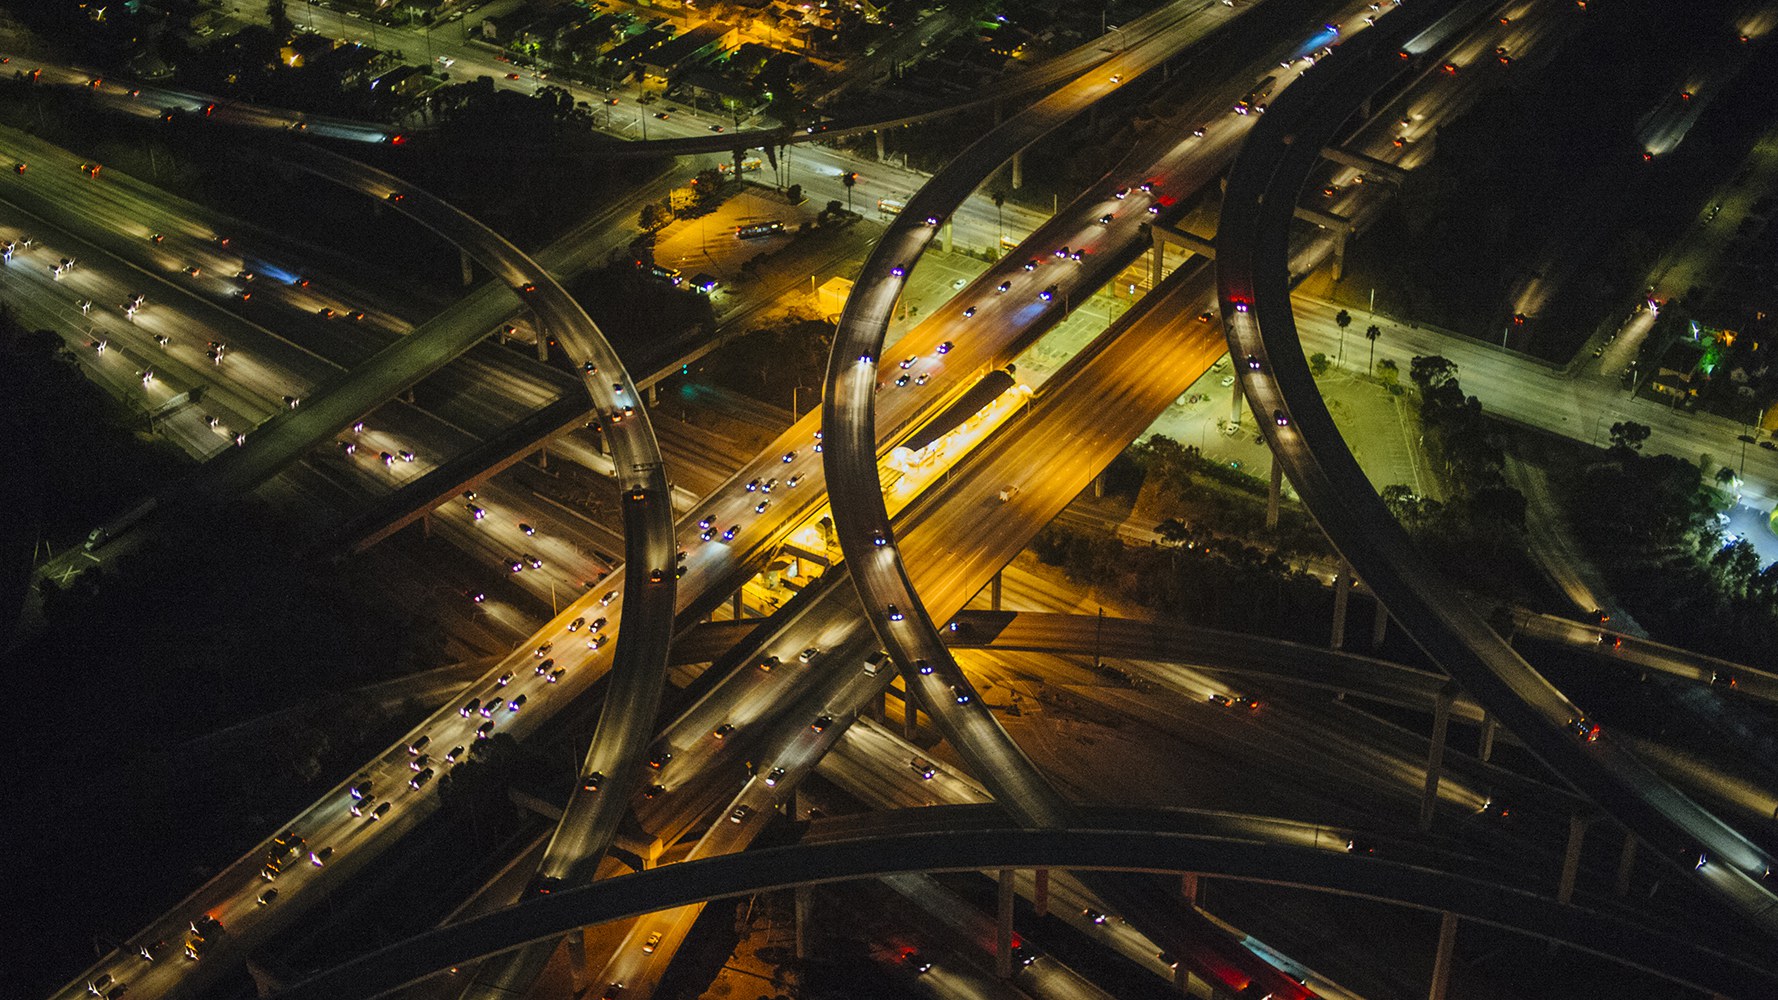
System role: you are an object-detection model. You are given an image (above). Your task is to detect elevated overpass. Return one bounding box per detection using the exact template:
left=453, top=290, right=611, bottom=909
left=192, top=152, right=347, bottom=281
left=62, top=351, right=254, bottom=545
left=1214, top=0, right=1778, bottom=940
left=265, top=806, right=1778, bottom=1000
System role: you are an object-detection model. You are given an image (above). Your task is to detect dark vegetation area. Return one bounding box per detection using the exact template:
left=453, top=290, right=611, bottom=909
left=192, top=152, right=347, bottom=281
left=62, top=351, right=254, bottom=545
left=1343, top=0, right=1777, bottom=362
left=690, top=314, right=834, bottom=414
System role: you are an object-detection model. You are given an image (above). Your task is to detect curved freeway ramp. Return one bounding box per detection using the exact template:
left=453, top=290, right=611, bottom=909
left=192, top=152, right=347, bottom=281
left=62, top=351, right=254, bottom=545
left=265, top=805, right=1778, bottom=1000
left=1213, top=0, right=1778, bottom=940
left=816, top=1, right=1317, bottom=994
left=276, top=145, right=683, bottom=999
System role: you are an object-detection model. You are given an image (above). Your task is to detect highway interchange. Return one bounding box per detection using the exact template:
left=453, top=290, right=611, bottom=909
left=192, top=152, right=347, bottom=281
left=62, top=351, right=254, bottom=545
left=21, top=0, right=1778, bottom=998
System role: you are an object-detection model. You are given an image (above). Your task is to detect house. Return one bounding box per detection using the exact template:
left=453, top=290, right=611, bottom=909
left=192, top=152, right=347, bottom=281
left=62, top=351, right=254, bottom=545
left=638, top=22, right=738, bottom=86
left=370, top=64, right=429, bottom=97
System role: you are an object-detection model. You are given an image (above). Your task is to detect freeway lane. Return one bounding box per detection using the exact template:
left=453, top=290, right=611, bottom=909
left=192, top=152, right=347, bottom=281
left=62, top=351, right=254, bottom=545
left=266, top=806, right=1778, bottom=1000
left=1215, top=0, right=1778, bottom=947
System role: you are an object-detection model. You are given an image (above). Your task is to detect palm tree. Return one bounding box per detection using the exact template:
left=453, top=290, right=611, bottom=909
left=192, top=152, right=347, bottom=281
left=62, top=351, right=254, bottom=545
left=990, top=189, right=1006, bottom=247
left=842, top=171, right=857, bottom=213
left=1365, top=323, right=1382, bottom=373
left=1335, top=308, right=1351, bottom=368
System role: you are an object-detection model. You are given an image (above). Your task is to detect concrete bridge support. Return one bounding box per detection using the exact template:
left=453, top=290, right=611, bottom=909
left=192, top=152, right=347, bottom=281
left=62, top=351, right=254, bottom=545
left=1330, top=562, right=1353, bottom=649
left=1427, top=912, right=1458, bottom=1000
left=1419, top=685, right=1454, bottom=832
left=1557, top=813, right=1594, bottom=905
left=996, top=869, right=1016, bottom=978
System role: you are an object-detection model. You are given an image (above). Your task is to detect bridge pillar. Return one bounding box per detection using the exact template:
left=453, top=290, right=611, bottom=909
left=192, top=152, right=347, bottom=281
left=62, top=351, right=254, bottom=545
left=459, top=247, right=475, bottom=287
left=646, top=382, right=657, bottom=407
left=1614, top=830, right=1637, bottom=897
left=536, top=438, right=548, bottom=471
left=1266, top=459, right=1282, bottom=529
left=1331, top=230, right=1347, bottom=282
left=942, top=218, right=953, bottom=254
left=1180, top=872, right=1198, bottom=907
left=996, top=869, right=1016, bottom=978
left=902, top=691, right=919, bottom=741
left=990, top=569, right=1002, bottom=611
left=1094, top=469, right=1105, bottom=498
left=1330, top=563, right=1352, bottom=649
left=1557, top=813, right=1593, bottom=904
left=1033, top=868, right=1049, bottom=916
left=1427, top=911, right=1457, bottom=1000
left=420, top=509, right=431, bottom=539
left=870, top=688, right=886, bottom=723
left=731, top=589, right=743, bottom=620
left=1477, top=713, right=1497, bottom=762
left=795, top=884, right=812, bottom=959
left=1371, top=596, right=1389, bottom=648
left=1151, top=224, right=1166, bottom=288
left=536, top=328, right=549, bottom=362
left=1419, top=684, right=1454, bottom=832
left=1229, top=378, right=1243, bottom=426
left=1011, top=151, right=1023, bottom=190
left=564, top=932, right=586, bottom=990
left=875, top=129, right=885, bottom=161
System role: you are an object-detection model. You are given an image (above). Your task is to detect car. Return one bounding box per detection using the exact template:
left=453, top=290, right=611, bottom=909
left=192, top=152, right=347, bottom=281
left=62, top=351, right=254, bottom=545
left=507, top=72, right=521, bottom=80
left=761, top=477, right=778, bottom=492
left=601, top=590, right=618, bottom=606
left=461, top=698, right=481, bottom=718
left=1098, top=213, right=1115, bottom=225
left=951, top=685, right=972, bottom=705
left=1220, top=375, right=1236, bottom=387
left=1084, top=909, right=1107, bottom=924
left=915, top=658, right=934, bottom=675
left=723, top=524, right=740, bottom=541
left=890, top=265, right=906, bottom=277
left=1139, top=182, right=1155, bottom=193
left=799, top=646, right=820, bottom=663
left=88, top=976, right=114, bottom=997
left=1192, top=125, right=1207, bottom=137
left=398, top=449, right=416, bottom=462
left=1346, top=836, right=1377, bottom=855
left=371, top=802, right=391, bottom=820
left=602, top=983, right=625, bottom=1000
left=746, top=478, right=761, bottom=492
left=508, top=695, right=526, bottom=712
left=519, top=522, right=536, bottom=535
left=351, top=796, right=375, bottom=816
left=1023, top=258, right=1040, bottom=272
left=548, top=667, right=566, bottom=683
left=642, top=783, right=665, bottom=799
left=535, top=658, right=556, bottom=676
left=701, top=527, right=718, bottom=541
left=445, top=745, right=466, bottom=763
left=653, top=112, right=669, bottom=119
left=350, top=780, right=373, bottom=800
left=477, top=721, right=495, bottom=738
left=507, top=558, right=524, bottom=573
left=729, top=804, right=752, bottom=823
left=1114, top=187, right=1130, bottom=200
left=708, top=124, right=725, bottom=133
left=1070, top=248, right=1087, bottom=261
left=810, top=714, right=833, bottom=732
left=257, top=889, right=278, bottom=905
left=649, top=749, right=673, bottom=769
left=569, top=617, right=586, bottom=632
left=1039, top=285, right=1057, bottom=301
left=410, top=768, right=434, bottom=789
left=310, top=847, right=333, bottom=866
left=1198, top=311, right=1214, bottom=323
left=787, top=474, right=803, bottom=487
left=1247, top=354, right=1262, bottom=370
left=887, top=604, right=904, bottom=621
left=782, top=450, right=797, bottom=463
left=755, top=499, right=770, bottom=513
left=713, top=723, right=735, bottom=739
left=1763, top=441, right=1777, bottom=451
left=1567, top=717, right=1601, bottom=743
left=963, top=306, right=976, bottom=317
left=408, top=736, right=430, bottom=755
left=937, top=340, right=953, bottom=354
left=899, top=356, right=918, bottom=369
left=587, top=632, right=609, bottom=651
left=535, top=642, right=553, bottom=658
left=762, top=766, right=788, bottom=788
left=1274, top=410, right=1289, bottom=426
left=757, top=655, right=781, bottom=672
left=895, top=374, right=911, bottom=387
left=525, top=554, right=543, bottom=569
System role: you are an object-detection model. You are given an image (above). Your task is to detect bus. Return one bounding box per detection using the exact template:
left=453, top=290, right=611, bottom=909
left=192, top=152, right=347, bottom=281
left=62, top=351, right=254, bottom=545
left=736, top=220, right=785, bottom=239
left=1234, top=75, right=1276, bottom=115
left=636, top=260, right=682, bottom=285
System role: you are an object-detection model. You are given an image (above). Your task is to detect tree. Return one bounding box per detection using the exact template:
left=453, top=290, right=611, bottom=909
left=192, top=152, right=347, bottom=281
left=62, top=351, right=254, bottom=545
left=1365, top=323, right=1382, bottom=373
left=786, top=183, right=803, bottom=205
left=841, top=171, right=857, bottom=213
left=1609, top=420, right=1651, bottom=454
left=638, top=202, right=670, bottom=232
left=1377, top=358, right=1399, bottom=388
left=267, top=0, right=292, bottom=39
left=1714, top=465, right=1740, bottom=493
left=1409, top=355, right=1459, bottom=391
left=1335, top=309, right=1351, bottom=368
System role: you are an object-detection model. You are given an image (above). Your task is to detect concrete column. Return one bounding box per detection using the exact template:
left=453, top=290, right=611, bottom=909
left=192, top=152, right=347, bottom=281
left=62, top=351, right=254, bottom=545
left=1557, top=813, right=1592, bottom=904
left=1174, top=960, right=1189, bottom=995
left=1180, top=872, right=1198, bottom=907
left=1477, top=713, right=1497, bottom=762
left=1330, top=564, right=1352, bottom=649
left=1266, top=459, right=1282, bottom=529
left=1094, top=470, right=1105, bottom=498
left=646, top=382, right=657, bottom=407
left=794, top=884, right=812, bottom=959
left=536, top=439, right=548, bottom=471
left=420, top=509, right=431, bottom=539
left=1419, top=685, right=1454, bottom=832
left=996, top=869, right=1015, bottom=978
left=870, top=689, right=886, bottom=723
left=990, top=570, right=1002, bottom=611
left=535, top=328, right=549, bottom=362
left=1011, top=150, right=1023, bottom=190
left=1427, top=912, right=1457, bottom=1000
left=1151, top=225, right=1165, bottom=288
left=459, top=247, right=475, bottom=287
left=1614, top=831, right=1637, bottom=897
left=875, top=129, right=885, bottom=161
left=1033, top=868, right=1049, bottom=917
left=731, top=589, right=743, bottom=620
left=1331, top=230, right=1347, bottom=282
left=1372, top=596, right=1389, bottom=648
left=564, top=932, right=586, bottom=990
left=942, top=218, right=953, bottom=254
left=1229, top=378, right=1243, bottom=425
left=902, top=692, right=919, bottom=741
